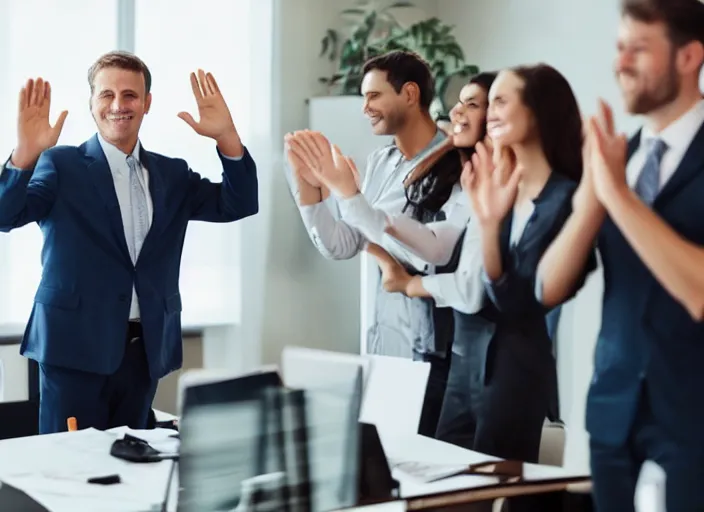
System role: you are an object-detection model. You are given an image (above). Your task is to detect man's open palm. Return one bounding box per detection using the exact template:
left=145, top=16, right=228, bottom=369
left=178, top=70, right=237, bottom=141
left=13, top=78, right=68, bottom=168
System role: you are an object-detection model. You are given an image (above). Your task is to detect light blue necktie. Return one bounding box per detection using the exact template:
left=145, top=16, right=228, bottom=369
left=634, top=138, right=667, bottom=205
left=126, top=155, right=149, bottom=263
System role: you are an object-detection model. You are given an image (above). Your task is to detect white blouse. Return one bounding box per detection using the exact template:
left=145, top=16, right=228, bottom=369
left=344, top=190, right=536, bottom=315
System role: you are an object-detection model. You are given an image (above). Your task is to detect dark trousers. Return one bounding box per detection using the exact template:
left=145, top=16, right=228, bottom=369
left=435, top=341, right=486, bottom=449
left=38, top=322, right=158, bottom=434
left=545, top=306, right=561, bottom=422
left=472, top=339, right=548, bottom=464
left=590, top=386, right=704, bottom=512
left=415, top=352, right=450, bottom=438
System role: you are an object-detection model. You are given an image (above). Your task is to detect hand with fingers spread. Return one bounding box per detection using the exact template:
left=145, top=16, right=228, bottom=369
left=587, top=99, right=628, bottom=203
left=462, top=141, right=521, bottom=228
left=365, top=243, right=412, bottom=294
left=11, top=78, right=69, bottom=169
left=178, top=69, right=243, bottom=157
left=288, top=131, right=360, bottom=199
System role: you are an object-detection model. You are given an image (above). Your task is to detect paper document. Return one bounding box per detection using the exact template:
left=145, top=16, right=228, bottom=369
left=0, top=428, right=173, bottom=512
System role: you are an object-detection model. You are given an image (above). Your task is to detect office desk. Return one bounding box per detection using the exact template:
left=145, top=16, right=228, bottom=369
left=0, top=427, right=589, bottom=512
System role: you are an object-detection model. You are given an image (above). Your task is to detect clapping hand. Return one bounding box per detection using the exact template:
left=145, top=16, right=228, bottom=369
left=462, top=141, right=521, bottom=228
left=285, top=131, right=323, bottom=188
left=587, top=99, right=628, bottom=203
left=178, top=70, right=243, bottom=157
left=287, top=131, right=360, bottom=199
left=11, top=78, right=68, bottom=169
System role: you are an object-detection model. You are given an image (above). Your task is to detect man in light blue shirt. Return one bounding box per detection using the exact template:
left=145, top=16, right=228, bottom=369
left=286, top=51, right=452, bottom=437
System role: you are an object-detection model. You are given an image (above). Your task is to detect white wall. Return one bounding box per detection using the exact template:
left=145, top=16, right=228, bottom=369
left=259, top=0, right=439, bottom=366
left=436, top=0, right=634, bottom=473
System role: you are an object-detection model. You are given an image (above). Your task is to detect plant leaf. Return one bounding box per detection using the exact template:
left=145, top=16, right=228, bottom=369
left=387, top=1, right=415, bottom=8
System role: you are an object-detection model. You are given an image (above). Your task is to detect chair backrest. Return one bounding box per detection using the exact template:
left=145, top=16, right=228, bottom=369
left=0, top=400, right=39, bottom=440
left=538, top=420, right=566, bottom=467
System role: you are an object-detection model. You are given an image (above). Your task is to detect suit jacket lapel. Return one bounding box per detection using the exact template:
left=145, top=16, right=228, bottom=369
left=654, top=120, right=704, bottom=207
left=84, top=135, right=132, bottom=265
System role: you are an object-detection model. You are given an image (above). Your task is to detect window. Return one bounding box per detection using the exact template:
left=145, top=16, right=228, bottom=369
left=0, top=0, right=118, bottom=327
left=134, top=0, right=254, bottom=326
left=0, top=0, right=270, bottom=331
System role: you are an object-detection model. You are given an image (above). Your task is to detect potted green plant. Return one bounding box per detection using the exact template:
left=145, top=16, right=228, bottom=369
left=318, top=1, right=478, bottom=118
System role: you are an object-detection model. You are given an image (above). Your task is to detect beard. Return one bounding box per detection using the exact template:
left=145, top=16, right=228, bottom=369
left=620, top=58, right=680, bottom=115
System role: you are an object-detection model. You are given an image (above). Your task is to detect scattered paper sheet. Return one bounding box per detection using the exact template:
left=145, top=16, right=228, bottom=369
left=0, top=428, right=172, bottom=512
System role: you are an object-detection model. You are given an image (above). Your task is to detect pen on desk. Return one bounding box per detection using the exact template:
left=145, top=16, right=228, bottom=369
left=67, top=416, right=78, bottom=432
left=87, top=474, right=121, bottom=485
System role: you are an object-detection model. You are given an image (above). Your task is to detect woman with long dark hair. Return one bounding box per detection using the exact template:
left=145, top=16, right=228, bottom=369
left=287, top=72, right=497, bottom=438
left=371, top=63, right=584, bottom=463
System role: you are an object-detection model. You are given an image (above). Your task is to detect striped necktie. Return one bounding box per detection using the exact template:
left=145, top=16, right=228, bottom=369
left=126, top=155, right=149, bottom=263
left=633, top=138, right=667, bottom=205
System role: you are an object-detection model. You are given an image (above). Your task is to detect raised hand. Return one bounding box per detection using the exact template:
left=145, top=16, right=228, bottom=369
left=288, top=131, right=359, bottom=198
left=178, top=70, right=242, bottom=156
left=11, top=78, right=68, bottom=169
left=588, top=99, right=628, bottom=203
left=462, top=141, right=521, bottom=227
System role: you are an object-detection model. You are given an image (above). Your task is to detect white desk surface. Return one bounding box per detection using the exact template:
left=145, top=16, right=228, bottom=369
left=0, top=421, right=588, bottom=512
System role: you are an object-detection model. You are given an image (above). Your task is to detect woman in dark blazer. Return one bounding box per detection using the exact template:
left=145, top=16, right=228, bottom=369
left=370, top=63, right=585, bottom=463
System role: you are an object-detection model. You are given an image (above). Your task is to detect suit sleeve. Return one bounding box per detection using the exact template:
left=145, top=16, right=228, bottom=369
left=188, top=146, right=259, bottom=222
left=0, top=152, right=58, bottom=232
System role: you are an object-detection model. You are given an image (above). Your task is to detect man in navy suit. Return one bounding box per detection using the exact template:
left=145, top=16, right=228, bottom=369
left=0, top=51, right=258, bottom=434
left=537, top=0, right=704, bottom=510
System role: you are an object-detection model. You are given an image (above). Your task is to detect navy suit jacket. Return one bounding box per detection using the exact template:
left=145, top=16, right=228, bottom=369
left=586, top=119, right=704, bottom=448
left=0, top=134, right=258, bottom=380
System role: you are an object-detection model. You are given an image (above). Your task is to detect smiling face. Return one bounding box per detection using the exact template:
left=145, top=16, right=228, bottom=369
left=486, top=70, right=535, bottom=147
left=615, top=16, right=680, bottom=115
left=449, top=83, right=489, bottom=148
left=360, top=69, right=410, bottom=135
left=90, top=67, right=151, bottom=153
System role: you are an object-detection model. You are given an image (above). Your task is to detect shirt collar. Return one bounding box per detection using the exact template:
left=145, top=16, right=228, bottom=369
left=97, top=133, right=142, bottom=171
left=640, top=98, right=704, bottom=153
left=388, top=128, right=447, bottom=160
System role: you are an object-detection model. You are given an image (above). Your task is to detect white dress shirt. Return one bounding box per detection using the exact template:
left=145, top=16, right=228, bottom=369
left=381, top=188, right=537, bottom=315
left=627, top=98, right=704, bottom=191
left=339, top=186, right=486, bottom=314
left=97, top=134, right=153, bottom=320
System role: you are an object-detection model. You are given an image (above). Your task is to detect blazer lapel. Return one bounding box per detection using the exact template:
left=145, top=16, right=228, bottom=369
left=654, top=120, right=704, bottom=207
left=83, top=135, right=132, bottom=265
left=137, top=146, right=166, bottom=262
